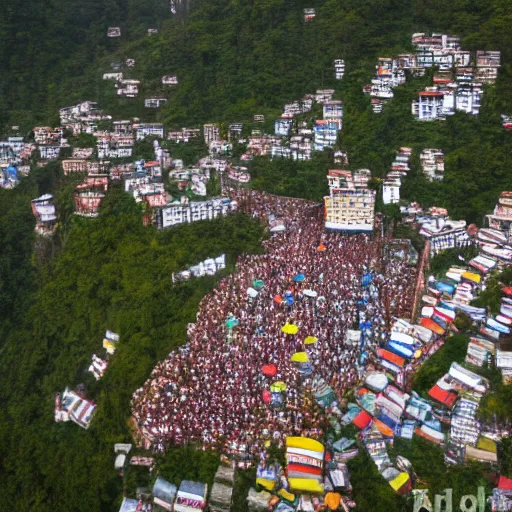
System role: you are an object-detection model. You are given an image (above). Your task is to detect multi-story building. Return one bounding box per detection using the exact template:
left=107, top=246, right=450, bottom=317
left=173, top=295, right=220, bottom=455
left=275, top=119, right=293, bottom=137
left=134, top=123, right=164, bottom=141
left=144, top=98, right=167, bottom=108
left=160, top=197, right=237, bottom=228
left=31, top=194, right=57, bottom=236
left=324, top=188, right=376, bottom=232
left=334, top=59, right=345, bottom=80
left=487, top=192, right=512, bottom=242
left=323, top=101, right=343, bottom=130
left=420, top=149, right=445, bottom=181
left=412, top=90, right=444, bottom=120
left=314, top=121, right=338, bottom=151
left=203, top=124, right=220, bottom=144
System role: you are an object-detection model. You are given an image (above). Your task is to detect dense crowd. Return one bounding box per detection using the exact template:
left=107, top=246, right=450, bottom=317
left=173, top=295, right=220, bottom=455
left=131, top=191, right=417, bottom=457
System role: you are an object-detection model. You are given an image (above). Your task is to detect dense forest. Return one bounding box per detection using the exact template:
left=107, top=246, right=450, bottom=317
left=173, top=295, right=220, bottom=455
left=1, top=0, right=512, bottom=510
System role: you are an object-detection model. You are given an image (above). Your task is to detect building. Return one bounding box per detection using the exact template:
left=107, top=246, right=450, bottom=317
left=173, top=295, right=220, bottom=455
left=62, top=159, right=90, bottom=175
left=412, top=90, right=444, bottom=120
left=475, top=51, right=501, bottom=84
left=487, top=192, right=512, bottom=242
left=304, top=8, right=316, bottom=21
left=324, top=188, right=376, bottom=232
left=323, top=101, right=343, bottom=130
left=160, top=197, right=236, bottom=228
left=107, top=27, right=121, bottom=37
left=116, top=79, right=140, bottom=98
left=74, top=176, right=109, bottom=217
left=383, top=178, right=401, bottom=205
left=203, top=124, right=220, bottom=144
left=134, top=123, right=164, bottom=141
left=334, top=59, right=345, bottom=80
left=31, top=194, right=57, bottom=236
left=162, top=75, right=178, bottom=85
left=314, top=120, right=338, bottom=151
left=275, top=119, right=292, bottom=137
left=144, top=98, right=167, bottom=108
left=420, top=149, right=445, bottom=181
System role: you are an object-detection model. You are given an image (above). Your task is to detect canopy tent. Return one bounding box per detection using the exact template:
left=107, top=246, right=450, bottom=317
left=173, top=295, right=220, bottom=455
left=247, top=287, right=259, bottom=298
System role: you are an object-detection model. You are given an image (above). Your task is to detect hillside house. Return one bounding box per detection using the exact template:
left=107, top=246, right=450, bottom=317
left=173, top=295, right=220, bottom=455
left=275, top=119, right=292, bottom=137
left=453, top=50, right=471, bottom=67
left=209, top=140, right=232, bottom=156
left=270, top=146, right=291, bottom=159
left=314, top=120, right=338, bottom=151
left=62, top=159, right=89, bottom=175
left=135, top=123, right=164, bottom=141
left=96, top=133, right=134, bottom=159
left=144, top=97, right=167, bottom=108
left=283, top=101, right=302, bottom=117
left=397, top=54, right=417, bottom=69
left=334, top=151, right=349, bottom=166
left=31, top=194, right=57, bottom=235
left=107, top=27, right=121, bottom=38
left=475, top=52, right=501, bottom=83
left=420, top=149, right=445, bottom=181
left=72, top=147, right=94, bottom=159
left=323, top=100, right=343, bottom=130
left=383, top=177, right=401, bottom=205
left=34, top=127, right=62, bottom=145
left=412, top=90, right=444, bottom=120
left=304, top=8, right=316, bottom=21
left=203, top=124, right=220, bottom=144
left=289, top=135, right=312, bottom=161
left=162, top=75, right=178, bottom=85
left=228, top=123, right=243, bottom=140
left=334, top=59, right=345, bottom=80
left=55, top=388, right=96, bottom=429
left=116, top=79, right=140, bottom=98
left=87, top=161, right=111, bottom=175
left=126, top=58, right=135, bottom=67
left=39, top=145, right=61, bottom=160
left=327, top=169, right=353, bottom=190
left=324, top=188, right=376, bottom=232
left=160, top=197, right=237, bottom=228
left=487, top=192, right=512, bottom=241
left=253, top=115, right=265, bottom=123
left=113, top=121, right=133, bottom=134
left=456, top=83, right=482, bottom=115
left=74, top=177, right=108, bottom=217
left=103, top=72, right=123, bottom=80
left=315, top=89, right=335, bottom=104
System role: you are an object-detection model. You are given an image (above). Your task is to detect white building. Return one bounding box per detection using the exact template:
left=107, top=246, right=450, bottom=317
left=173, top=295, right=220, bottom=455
left=334, top=59, right=345, bottom=80
left=383, top=178, right=401, bottom=205
left=134, top=123, right=164, bottom=141
left=420, top=149, right=445, bottom=181
left=203, top=124, right=220, bottom=144
left=160, top=197, right=236, bottom=228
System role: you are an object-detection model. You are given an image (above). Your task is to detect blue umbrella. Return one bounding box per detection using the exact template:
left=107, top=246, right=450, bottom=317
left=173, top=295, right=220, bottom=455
left=285, top=296, right=294, bottom=306
left=293, top=273, right=305, bottom=283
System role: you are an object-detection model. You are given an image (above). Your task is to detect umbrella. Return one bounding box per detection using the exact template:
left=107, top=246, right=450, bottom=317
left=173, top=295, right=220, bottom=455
left=253, top=280, right=264, bottom=289
left=303, top=289, right=318, bottom=298
left=285, top=296, right=294, bottom=306
left=274, top=295, right=283, bottom=304
left=262, top=390, right=271, bottom=403
left=270, top=381, right=287, bottom=392
left=281, top=323, right=298, bottom=335
left=304, top=336, right=318, bottom=345
left=247, top=287, right=259, bottom=298
left=262, top=364, right=277, bottom=377
left=291, top=352, right=309, bottom=363
left=225, top=317, right=239, bottom=329
left=293, top=273, right=305, bottom=282
left=317, top=243, right=327, bottom=252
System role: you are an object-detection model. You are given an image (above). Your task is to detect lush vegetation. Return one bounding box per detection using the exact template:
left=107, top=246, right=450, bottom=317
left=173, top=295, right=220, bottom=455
left=0, top=173, right=265, bottom=510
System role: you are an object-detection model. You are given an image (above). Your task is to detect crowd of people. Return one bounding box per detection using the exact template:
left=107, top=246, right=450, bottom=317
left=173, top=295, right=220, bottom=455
left=131, top=190, right=417, bottom=459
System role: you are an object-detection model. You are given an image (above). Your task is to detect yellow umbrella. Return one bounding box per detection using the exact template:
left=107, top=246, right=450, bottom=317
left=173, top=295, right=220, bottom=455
left=271, top=381, right=287, bottom=392
left=281, top=323, right=299, bottom=335
left=304, top=336, right=318, bottom=345
left=291, top=352, right=309, bottom=363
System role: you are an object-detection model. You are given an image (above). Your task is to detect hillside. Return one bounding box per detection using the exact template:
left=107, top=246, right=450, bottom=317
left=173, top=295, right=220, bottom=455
left=2, top=1, right=512, bottom=511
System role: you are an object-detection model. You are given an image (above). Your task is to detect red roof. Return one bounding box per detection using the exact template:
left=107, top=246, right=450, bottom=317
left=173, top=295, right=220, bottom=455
left=419, top=91, right=443, bottom=97
left=378, top=349, right=405, bottom=367
left=352, top=410, right=372, bottom=429
left=428, top=384, right=457, bottom=408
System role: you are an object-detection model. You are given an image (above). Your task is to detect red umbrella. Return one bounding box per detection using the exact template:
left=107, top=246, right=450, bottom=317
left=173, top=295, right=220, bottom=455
left=503, top=287, right=512, bottom=297
left=262, top=390, right=271, bottom=403
left=262, top=364, right=277, bottom=377
left=274, top=295, right=283, bottom=304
